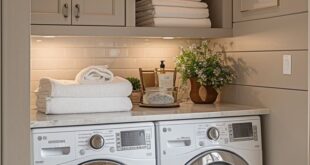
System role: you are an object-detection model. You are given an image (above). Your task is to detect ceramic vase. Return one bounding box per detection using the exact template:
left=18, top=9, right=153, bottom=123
left=189, top=78, right=218, bottom=104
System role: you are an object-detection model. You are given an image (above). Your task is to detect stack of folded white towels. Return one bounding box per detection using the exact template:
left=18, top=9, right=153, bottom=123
left=35, top=66, right=133, bottom=114
left=136, top=0, right=211, bottom=28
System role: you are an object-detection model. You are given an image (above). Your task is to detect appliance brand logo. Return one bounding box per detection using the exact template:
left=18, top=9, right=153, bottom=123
left=48, top=140, right=66, bottom=144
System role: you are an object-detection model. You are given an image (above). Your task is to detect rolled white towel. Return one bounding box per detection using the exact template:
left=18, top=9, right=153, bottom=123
left=36, top=76, right=133, bottom=98
left=137, top=18, right=212, bottom=28
left=136, top=6, right=209, bottom=20
left=75, top=65, right=114, bottom=84
left=136, top=0, right=207, bottom=9
left=36, top=97, right=133, bottom=114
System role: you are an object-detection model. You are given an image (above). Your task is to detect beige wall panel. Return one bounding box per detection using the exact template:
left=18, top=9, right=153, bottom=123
left=0, top=0, right=2, bottom=162
left=221, top=85, right=308, bottom=165
left=213, top=13, right=308, bottom=52
left=308, top=0, right=310, bottom=162
left=233, top=0, right=308, bottom=22
left=227, top=51, right=308, bottom=90
left=2, top=0, right=31, bottom=164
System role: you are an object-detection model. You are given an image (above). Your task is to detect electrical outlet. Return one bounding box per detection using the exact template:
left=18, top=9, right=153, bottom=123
left=283, top=55, right=292, bottom=75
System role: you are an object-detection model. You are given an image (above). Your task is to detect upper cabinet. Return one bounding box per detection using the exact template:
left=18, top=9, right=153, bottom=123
left=31, top=0, right=233, bottom=38
left=72, top=0, right=125, bottom=26
left=32, top=0, right=72, bottom=25
left=31, top=0, right=125, bottom=26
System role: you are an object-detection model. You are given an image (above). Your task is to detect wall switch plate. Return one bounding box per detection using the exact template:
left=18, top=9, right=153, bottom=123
left=283, top=55, right=292, bottom=75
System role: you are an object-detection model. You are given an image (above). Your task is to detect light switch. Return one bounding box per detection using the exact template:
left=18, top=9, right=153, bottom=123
left=283, top=55, right=292, bottom=75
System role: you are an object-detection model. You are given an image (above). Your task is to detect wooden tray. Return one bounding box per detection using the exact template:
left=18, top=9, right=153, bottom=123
left=139, top=103, right=180, bottom=108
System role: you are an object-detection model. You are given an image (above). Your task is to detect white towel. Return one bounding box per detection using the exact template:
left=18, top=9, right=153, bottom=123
left=36, top=97, right=133, bottom=114
left=136, top=0, right=207, bottom=10
left=136, top=0, right=208, bottom=11
left=36, top=76, right=133, bottom=98
left=75, top=65, right=114, bottom=84
left=137, top=18, right=212, bottom=28
left=136, top=6, right=209, bottom=21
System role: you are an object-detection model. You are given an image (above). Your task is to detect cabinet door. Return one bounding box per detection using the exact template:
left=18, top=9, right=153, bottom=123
left=31, top=0, right=71, bottom=25
left=72, top=0, right=125, bottom=26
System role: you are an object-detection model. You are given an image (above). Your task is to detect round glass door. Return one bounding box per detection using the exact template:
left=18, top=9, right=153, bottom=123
left=186, top=150, right=248, bottom=165
left=80, top=160, right=124, bottom=165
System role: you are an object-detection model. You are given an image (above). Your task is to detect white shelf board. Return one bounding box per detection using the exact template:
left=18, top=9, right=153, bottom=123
left=31, top=25, right=233, bottom=38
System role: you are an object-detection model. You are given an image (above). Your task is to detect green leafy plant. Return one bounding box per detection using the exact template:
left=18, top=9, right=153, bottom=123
left=176, top=41, right=235, bottom=90
left=126, top=77, right=141, bottom=91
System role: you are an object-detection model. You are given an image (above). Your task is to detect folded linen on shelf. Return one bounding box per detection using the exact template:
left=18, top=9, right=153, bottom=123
left=75, top=65, right=114, bottom=84
left=136, top=0, right=208, bottom=10
left=36, top=76, right=133, bottom=98
left=36, top=97, right=133, bottom=114
left=136, top=6, right=209, bottom=21
left=137, top=18, right=212, bottom=28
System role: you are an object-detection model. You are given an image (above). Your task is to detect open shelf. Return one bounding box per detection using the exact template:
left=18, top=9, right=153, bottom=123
left=31, top=25, right=232, bottom=39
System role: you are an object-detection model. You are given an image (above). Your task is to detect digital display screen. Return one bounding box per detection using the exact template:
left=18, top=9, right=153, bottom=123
left=120, top=130, right=146, bottom=147
left=232, top=123, right=253, bottom=139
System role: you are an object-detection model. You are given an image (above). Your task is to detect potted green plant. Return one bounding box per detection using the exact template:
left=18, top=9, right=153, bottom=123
left=126, top=77, right=142, bottom=103
left=176, top=41, right=235, bottom=104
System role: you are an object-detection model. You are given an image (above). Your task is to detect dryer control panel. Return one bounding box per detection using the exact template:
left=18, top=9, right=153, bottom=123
left=156, top=116, right=262, bottom=160
left=195, top=119, right=260, bottom=147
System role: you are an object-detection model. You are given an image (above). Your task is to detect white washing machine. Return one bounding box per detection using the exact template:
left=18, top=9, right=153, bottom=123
left=32, top=122, right=156, bottom=165
left=156, top=116, right=263, bottom=165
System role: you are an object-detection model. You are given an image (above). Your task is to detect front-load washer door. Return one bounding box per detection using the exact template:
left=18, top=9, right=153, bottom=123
left=80, top=160, right=124, bottom=165
left=186, top=150, right=248, bottom=165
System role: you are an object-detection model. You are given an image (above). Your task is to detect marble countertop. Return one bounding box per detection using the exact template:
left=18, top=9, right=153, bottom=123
left=31, top=102, right=270, bottom=128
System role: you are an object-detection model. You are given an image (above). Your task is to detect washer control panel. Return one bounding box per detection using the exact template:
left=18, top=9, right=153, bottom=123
left=76, top=128, right=153, bottom=157
left=32, top=123, right=155, bottom=165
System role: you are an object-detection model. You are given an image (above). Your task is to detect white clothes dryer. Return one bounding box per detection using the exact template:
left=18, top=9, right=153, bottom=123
left=32, top=122, right=156, bottom=165
left=156, top=116, right=263, bottom=165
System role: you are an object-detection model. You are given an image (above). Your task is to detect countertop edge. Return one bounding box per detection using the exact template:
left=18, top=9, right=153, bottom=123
left=30, top=107, right=270, bottom=129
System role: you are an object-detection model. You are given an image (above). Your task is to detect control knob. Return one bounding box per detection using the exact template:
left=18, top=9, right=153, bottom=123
left=90, top=134, right=104, bottom=149
left=207, top=127, right=220, bottom=141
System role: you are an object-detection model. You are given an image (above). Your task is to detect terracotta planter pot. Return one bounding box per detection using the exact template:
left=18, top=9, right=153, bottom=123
left=189, top=78, right=218, bottom=104
left=130, top=90, right=142, bottom=103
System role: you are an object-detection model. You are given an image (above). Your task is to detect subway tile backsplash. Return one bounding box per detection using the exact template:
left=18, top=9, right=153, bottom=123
left=31, top=37, right=200, bottom=108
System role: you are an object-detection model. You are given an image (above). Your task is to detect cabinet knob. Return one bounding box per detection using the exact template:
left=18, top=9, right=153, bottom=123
left=75, top=4, right=81, bottom=19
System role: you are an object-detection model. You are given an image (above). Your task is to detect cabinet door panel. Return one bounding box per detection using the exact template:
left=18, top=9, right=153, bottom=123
left=31, top=0, right=71, bottom=25
left=72, top=0, right=125, bottom=26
